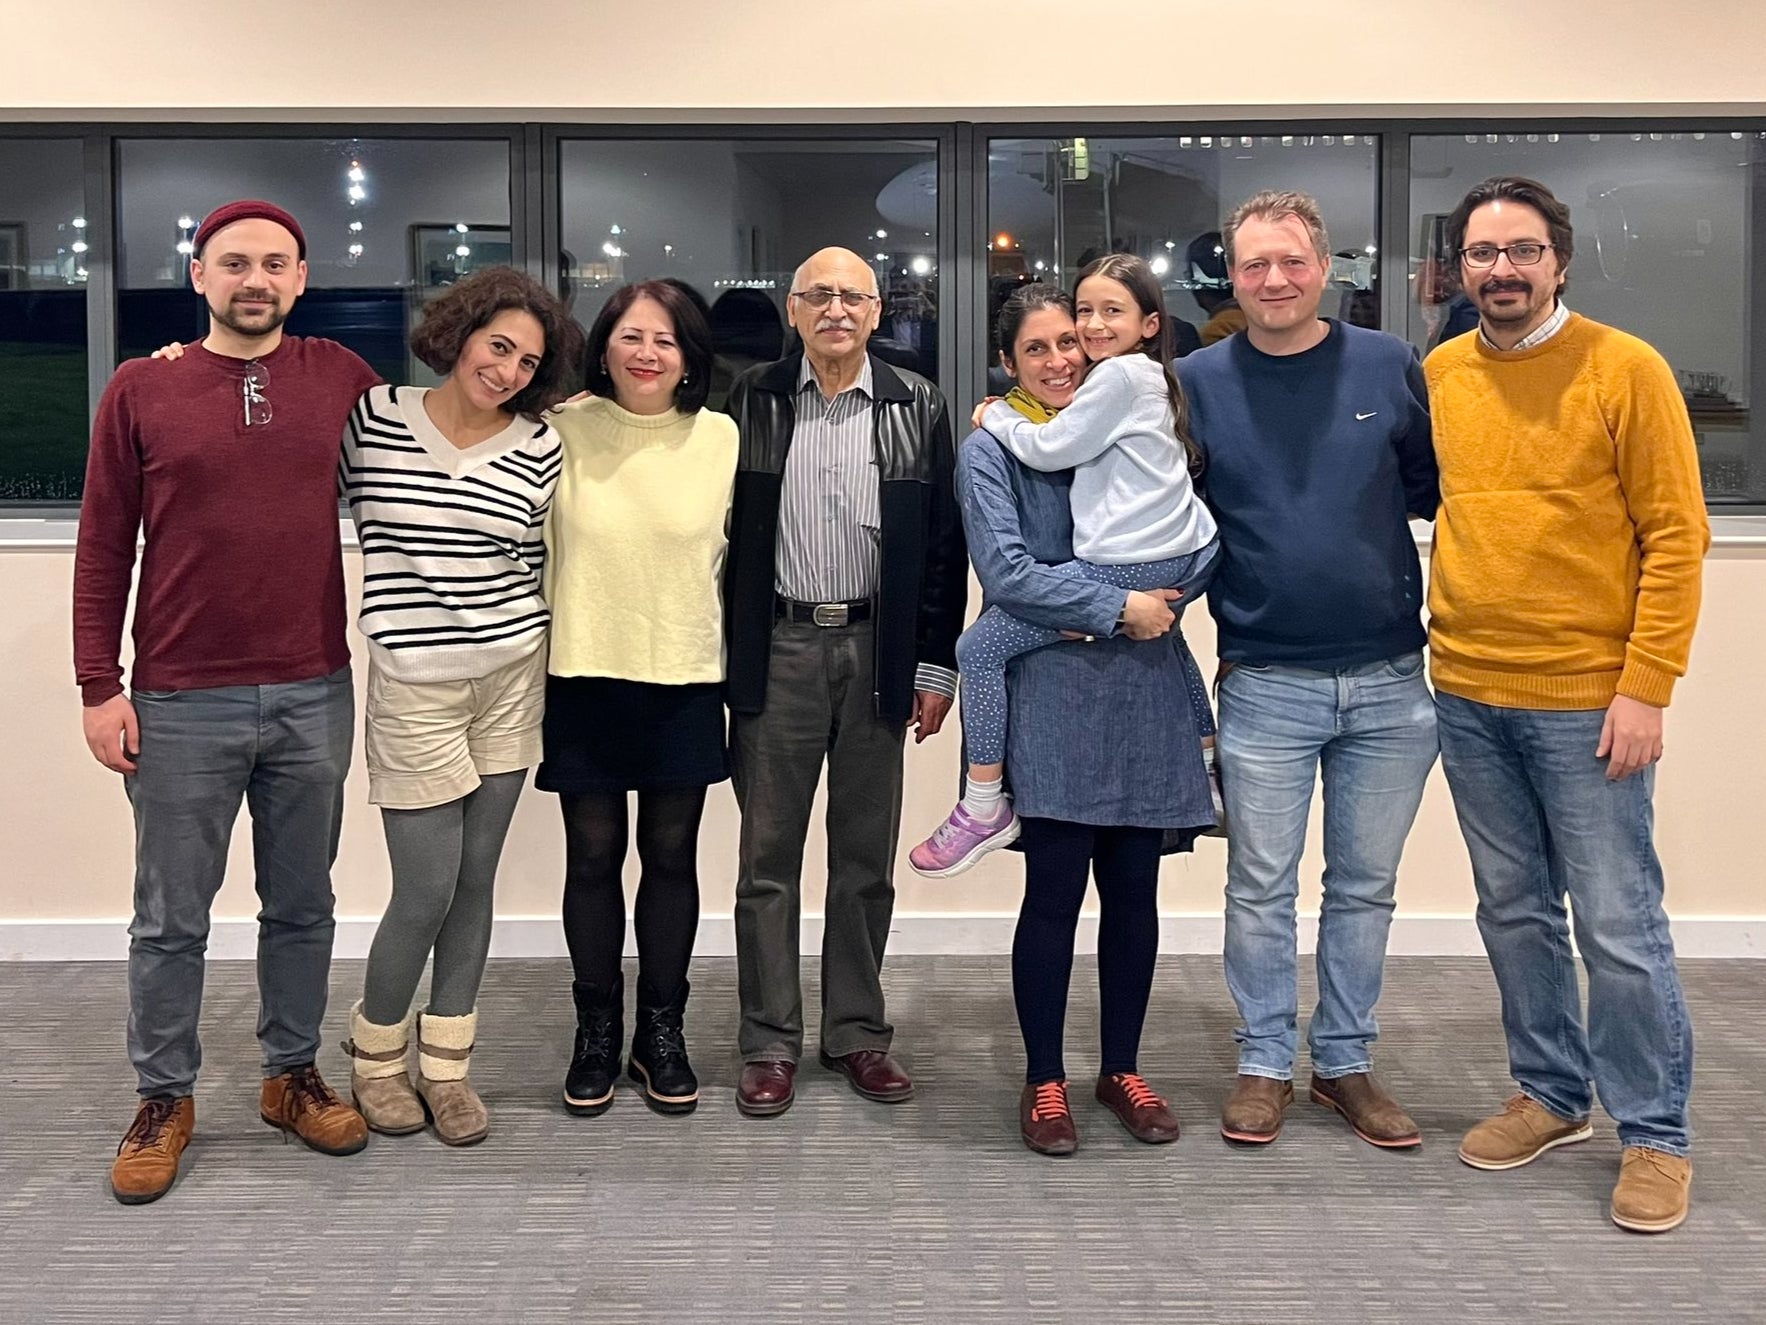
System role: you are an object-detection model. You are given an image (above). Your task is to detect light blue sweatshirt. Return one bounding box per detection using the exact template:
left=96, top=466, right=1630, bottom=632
left=981, top=354, right=1216, bottom=564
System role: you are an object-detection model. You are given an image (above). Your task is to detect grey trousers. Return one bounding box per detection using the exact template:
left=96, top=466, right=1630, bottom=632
left=732, top=619, right=906, bottom=1062
left=124, top=668, right=354, bottom=1097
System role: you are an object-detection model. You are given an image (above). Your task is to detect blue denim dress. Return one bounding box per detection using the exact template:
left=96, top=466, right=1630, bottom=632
left=956, top=429, right=1214, bottom=834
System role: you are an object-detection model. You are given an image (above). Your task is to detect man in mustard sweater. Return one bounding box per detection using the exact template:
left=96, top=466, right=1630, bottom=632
left=1425, top=176, right=1709, bottom=1234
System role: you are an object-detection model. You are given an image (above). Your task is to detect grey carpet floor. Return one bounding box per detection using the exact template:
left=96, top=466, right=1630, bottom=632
left=0, top=956, right=1761, bottom=1324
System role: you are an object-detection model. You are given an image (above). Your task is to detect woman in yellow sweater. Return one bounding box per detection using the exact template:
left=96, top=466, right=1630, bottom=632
left=539, top=281, right=739, bottom=1118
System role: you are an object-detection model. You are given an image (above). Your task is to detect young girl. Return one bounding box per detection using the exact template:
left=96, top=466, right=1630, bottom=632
left=910, top=254, right=1221, bottom=878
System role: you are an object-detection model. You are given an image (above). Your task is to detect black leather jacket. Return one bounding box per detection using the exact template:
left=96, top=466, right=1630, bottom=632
left=723, top=352, right=968, bottom=722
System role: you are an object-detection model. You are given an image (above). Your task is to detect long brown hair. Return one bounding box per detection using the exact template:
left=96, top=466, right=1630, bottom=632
left=1074, top=252, right=1202, bottom=474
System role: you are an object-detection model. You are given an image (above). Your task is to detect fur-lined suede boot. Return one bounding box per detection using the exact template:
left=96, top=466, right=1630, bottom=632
left=415, top=1009, right=489, bottom=1147
left=344, top=1000, right=424, bottom=1135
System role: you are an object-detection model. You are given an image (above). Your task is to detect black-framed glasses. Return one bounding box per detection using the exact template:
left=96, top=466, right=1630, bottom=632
left=789, top=286, right=880, bottom=310
left=242, top=362, right=271, bottom=428
left=1459, top=242, right=1554, bottom=269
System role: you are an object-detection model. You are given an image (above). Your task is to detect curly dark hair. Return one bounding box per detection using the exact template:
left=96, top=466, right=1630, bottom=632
left=582, top=280, right=715, bottom=414
left=1446, top=175, right=1575, bottom=270
left=408, top=266, right=584, bottom=420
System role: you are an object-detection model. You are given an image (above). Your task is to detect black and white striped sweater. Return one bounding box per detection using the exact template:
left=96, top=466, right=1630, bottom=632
left=340, top=384, right=560, bottom=682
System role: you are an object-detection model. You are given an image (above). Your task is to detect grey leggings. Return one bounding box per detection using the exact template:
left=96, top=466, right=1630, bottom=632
left=360, top=770, right=526, bottom=1024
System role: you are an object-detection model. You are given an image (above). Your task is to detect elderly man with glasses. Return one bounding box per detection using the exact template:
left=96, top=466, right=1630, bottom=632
left=1425, top=176, right=1709, bottom=1234
left=722, top=246, right=967, bottom=1117
left=75, top=199, right=381, bottom=1204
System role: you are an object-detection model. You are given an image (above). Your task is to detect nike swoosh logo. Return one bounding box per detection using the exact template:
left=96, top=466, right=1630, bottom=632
left=1355, top=411, right=1378, bottom=420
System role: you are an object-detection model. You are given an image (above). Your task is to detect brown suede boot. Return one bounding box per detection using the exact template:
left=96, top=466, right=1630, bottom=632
left=111, top=1096, right=195, bottom=1205
left=260, top=1064, right=369, bottom=1155
left=1221, top=1074, right=1294, bottom=1144
left=344, top=1000, right=424, bottom=1136
left=415, top=1009, right=488, bottom=1147
left=1309, top=1072, right=1422, bottom=1149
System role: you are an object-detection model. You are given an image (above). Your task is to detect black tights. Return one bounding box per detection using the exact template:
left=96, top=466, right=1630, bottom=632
left=559, top=788, right=706, bottom=999
left=1011, top=817, right=1164, bottom=1085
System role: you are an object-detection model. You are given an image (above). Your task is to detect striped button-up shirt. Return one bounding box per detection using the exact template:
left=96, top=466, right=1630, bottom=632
left=773, top=355, right=957, bottom=700
left=775, top=356, right=881, bottom=601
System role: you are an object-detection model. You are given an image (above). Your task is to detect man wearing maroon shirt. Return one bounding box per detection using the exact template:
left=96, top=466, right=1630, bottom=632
left=74, top=200, right=381, bottom=1204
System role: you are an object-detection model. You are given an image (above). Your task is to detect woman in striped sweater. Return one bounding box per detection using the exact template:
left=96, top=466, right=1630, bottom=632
left=338, top=268, right=583, bottom=1146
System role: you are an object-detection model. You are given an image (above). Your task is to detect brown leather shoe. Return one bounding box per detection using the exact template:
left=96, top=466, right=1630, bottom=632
left=1309, top=1072, right=1421, bottom=1148
left=111, top=1096, right=194, bottom=1205
left=819, top=1048, right=914, bottom=1103
left=736, top=1060, right=797, bottom=1117
left=1020, top=1081, right=1078, bottom=1156
left=260, top=1064, right=369, bottom=1155
left=1220, top=1074, right=1294, bottom=1144
left=1095, top=1072, right=1181, bottom=1144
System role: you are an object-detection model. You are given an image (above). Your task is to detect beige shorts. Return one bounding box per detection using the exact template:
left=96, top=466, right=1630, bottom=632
left=365, top=648, right=547, bottom=809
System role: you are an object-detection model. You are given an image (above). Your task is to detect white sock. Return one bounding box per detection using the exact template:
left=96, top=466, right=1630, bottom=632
left=961, top=774, right=1006, bottom=821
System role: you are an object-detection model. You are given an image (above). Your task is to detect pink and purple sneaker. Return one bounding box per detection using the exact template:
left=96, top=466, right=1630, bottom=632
left=908, top=804, right=1021, bottom=878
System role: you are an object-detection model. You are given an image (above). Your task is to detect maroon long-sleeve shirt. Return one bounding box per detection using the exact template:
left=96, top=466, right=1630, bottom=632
left=74, top=337, right=380, bottom=706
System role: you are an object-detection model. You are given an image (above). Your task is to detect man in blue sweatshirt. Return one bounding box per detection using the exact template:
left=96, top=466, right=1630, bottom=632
left=1176, top=190, right=1439, bottom=1150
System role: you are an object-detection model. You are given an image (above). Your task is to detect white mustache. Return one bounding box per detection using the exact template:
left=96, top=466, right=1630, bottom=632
left=815, top=317, right=857, bottom=333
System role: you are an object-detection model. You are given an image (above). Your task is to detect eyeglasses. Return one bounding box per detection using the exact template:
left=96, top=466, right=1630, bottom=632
left=1459, top=242, right=1554, bottom=269
left=242, top=362, right=271, bottom=428
left=789, top=286, right=880, bottom=310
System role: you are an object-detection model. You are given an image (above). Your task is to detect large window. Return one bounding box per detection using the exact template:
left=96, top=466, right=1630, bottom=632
left=558, top=137, right=940, bottom=407
left=115, top=135, right=514, bottom=385
left=985, top=132, right=1380, bottom=388
left=0, top=138, right=88, bottom=501
left=1407, top=130, right=1766, bottom=506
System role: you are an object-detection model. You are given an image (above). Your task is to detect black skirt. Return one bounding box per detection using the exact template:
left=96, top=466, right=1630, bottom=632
left=535, top=675, right=729, bottom=793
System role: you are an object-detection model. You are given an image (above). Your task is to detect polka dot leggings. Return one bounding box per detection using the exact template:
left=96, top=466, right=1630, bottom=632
left=957, top=544, right=1219, bottom=765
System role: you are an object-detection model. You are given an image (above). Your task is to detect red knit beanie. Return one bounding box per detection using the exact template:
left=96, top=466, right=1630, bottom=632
left=192, top=200, right=307, bottom=260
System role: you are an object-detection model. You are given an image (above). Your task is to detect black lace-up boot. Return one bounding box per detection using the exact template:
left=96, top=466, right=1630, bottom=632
left=628, top=979, right=698, bottom=1115
left=564, top=976, right=622, bottom=1117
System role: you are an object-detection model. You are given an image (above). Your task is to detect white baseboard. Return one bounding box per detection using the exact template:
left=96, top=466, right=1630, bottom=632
left=2, top=913, right=1762, bottom=961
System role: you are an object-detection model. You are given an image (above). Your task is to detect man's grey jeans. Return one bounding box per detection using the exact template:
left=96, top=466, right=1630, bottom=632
left=124, top=667, right=353, bottom=1097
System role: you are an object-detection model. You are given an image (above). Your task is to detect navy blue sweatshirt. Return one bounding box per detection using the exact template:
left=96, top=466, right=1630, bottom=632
left=1176, top=320, right=1438, bottom=668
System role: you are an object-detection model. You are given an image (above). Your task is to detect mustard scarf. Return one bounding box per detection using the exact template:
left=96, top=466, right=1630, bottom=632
left=1003, top=385, right=1059, bottom=424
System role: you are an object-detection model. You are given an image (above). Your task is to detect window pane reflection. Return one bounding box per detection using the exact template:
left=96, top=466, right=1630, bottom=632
left=1408, top=130, right=1766, bottom=506
left=116, top=137, right=512, bottom=384
left=986, top=133, right=1380, bottom=388
left=558, top=138, right=940, bottom=407
left=0, top=138, right=88, bottom=501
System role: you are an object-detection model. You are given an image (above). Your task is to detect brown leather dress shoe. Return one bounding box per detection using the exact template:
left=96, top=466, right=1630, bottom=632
left=1020, top=1081, right=1078, bottom=1156
left=1309, top=1071, right=1421, bottom=1148
left=819, top=1049, right=914, bottom=1102
left=1220, top=1074, right=1295, bottom=1144
left=111, top=1095, right=195, bottom=1205
left=736, top=1060, right=797, bottom=1117
left=1095, top=1072, right=1181, bottom=1144
left=260, top=1064, right=369, bottom=1155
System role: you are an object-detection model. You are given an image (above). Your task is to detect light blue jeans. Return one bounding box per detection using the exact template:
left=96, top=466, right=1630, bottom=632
left=1218, top=653, right=1438, bottom=1080
left=1435, top=692, right=1692, bottom=1156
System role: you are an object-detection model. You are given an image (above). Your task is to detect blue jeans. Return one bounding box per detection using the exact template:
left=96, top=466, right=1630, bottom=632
left=125, top=668, right=354, bottom=1097
left=1434, top=692, right=1693, bottom=1156
left=1218, top=654, right=1438, bottom=1079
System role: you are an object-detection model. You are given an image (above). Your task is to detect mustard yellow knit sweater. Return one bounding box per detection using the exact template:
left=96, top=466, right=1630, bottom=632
left=1424, top=313, right=1709, bottom=709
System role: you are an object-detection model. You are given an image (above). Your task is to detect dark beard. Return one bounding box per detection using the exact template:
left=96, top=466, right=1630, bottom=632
left=207, top=295, right=289, bottom=338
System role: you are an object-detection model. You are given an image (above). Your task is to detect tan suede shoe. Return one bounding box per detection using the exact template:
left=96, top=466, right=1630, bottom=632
left=1309, top=1072, right=1421, bottom=1148
left=1221, top=1074, right=1294, bottom=1144
left=345, top=1000, right=424, bottom=1136
left=261, top=1065, right=369, bottom=1155
left=1458, top=1093, right=1593, bottom=1170
left=111, top=1096, right=194, bottom=1205
left=1611, top=1147, right=1692, bottom=1233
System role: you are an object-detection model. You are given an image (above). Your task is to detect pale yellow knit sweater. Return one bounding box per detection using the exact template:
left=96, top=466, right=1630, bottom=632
left=1424, top=313, right=1709, bottom=710
left=543, top=397, right=738, bottom=684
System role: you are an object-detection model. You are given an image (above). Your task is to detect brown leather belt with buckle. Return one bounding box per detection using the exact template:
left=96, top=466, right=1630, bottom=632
left=776, top=597, right=872, bottom=627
